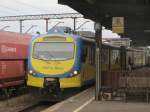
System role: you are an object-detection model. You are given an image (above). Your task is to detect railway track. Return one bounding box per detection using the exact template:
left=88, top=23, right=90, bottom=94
left=0, top=86, right=90, bottom=112
left=17, top=88, right=83, bottom=112
left=0, top=93, right=39, bottom=112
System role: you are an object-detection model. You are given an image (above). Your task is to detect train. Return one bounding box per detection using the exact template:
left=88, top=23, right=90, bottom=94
left=27, top=30, right=96, bottom=99
left=0, top=31, right=31, bottom=97
left=27, top=27, right=150, bottom=100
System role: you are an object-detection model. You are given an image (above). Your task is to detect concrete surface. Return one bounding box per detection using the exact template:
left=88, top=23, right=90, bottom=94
left=43, top=87, right=150, bottom=112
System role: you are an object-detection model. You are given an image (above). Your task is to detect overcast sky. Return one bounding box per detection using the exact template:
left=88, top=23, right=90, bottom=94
left=0, top=0, right=119, bottom=38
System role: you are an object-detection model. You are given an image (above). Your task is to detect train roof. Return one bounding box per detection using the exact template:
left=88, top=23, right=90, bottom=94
left=80, top=35, right=121, bottom=49
left=36, top=32, right=121, bottom=49
left=127, top=47, right=145, bottom=52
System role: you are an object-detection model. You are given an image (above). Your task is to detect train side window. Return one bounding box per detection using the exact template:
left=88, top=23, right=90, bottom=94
left=102, top=48, right=109, bottom=64
left=111, top=50, right=120, bottom=64
left=88, top=46, right=92, bottom=64
left=82, top=45, right=88, bottom=63
left=82, top=42, right=95, bottom=65
left=87, top=45, right=92, bottom=64
left=88, top=45, right=95, bottom=65
left=91, top=46, right=95, bottom=65
left=87, top=46, right=90, bottom=63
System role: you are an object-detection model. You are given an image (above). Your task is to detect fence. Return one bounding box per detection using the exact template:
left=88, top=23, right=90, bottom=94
left=101, top=68, right=150, bottom=102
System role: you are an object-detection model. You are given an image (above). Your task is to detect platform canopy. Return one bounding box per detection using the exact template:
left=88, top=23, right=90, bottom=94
left=58, top=0, right=150, bottom=46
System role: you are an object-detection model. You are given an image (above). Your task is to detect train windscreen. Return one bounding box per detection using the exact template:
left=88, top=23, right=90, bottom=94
left=33, top=42, right=74, bottom=60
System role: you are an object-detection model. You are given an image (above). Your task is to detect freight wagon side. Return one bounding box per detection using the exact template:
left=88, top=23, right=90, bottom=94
left=0, top=31, right=31, bottom=97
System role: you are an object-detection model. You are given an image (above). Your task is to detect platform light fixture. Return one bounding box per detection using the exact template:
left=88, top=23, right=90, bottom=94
left=94, top=22, right=101, bottom=31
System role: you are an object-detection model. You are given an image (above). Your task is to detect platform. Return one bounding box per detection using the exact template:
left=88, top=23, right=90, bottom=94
left=43, top=87, right=150, bottom=112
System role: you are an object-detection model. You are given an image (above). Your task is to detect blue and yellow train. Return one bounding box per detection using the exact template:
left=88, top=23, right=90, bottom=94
left=27, top=30, right=96, bottom=98
left=27, top=27, right=149, bottom=99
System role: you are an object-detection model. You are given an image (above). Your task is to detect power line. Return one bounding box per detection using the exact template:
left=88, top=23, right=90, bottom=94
left=0, top=4, right=28, bottom=14
left=0, top=7, right=18, bottom=15
left=0, top=13, right=83, bottom=21
left=13, top=0, right=50, bottom=13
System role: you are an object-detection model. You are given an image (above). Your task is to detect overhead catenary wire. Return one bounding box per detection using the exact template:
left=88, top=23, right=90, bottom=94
left=0, top=4, right=29, bottom=15
left=13, top=0, right=51, bottom=13
left=0, top=8, right=18, bottom=16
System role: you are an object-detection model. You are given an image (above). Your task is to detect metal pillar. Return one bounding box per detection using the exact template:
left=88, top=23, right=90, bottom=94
left=73, top=17, right=76, bottom=31
left=45, top=19, right=49, bottom=32
left=20, top=20, right=23, bottom=34
left=94, top=22, right=102, bottom=101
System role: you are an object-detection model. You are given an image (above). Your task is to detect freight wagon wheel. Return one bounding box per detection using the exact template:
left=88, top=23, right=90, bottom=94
left=0, top=89, right=6, bottom=100
left=2, top=88, right=10, bottom=99
left=16, top=85, right=27, bottom=95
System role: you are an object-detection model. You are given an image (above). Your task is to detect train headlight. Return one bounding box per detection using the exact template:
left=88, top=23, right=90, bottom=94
left=29, top=70, right=33, bottom=74
left=73, top=70, right=78, bottom=75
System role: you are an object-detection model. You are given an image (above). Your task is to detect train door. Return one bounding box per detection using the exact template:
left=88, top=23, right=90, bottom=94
left=81, top=41, right=95, bottom=84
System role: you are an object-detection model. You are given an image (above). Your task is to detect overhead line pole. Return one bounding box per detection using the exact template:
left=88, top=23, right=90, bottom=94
left=0, top=13, right=83, bottom=34
left=45, top=18, right=49, bottom=32
left=73, top=17, right=76, bottom=31
left=20, top=20, right=23, bottom=34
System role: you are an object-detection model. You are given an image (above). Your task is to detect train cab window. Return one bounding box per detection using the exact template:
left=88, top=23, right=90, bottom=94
left=33, top=42, right=74, bottom=60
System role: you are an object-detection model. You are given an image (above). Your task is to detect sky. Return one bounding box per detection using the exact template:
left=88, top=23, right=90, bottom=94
left=0, top=0, right=120, bottom=38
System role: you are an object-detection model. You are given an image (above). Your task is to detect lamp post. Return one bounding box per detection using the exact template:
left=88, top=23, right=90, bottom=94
left=94, top=22, right=102, bottom=101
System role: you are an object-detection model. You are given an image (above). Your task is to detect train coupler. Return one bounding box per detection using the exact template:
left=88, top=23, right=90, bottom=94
left=43, top=77, right=61, bottom=100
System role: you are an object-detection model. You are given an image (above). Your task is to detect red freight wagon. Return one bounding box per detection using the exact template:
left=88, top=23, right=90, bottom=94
left=0, top=61, right=25, bottom=88
left=0, top=32, right=31, bottom=95
left=0, top=31, right=31, bottom=59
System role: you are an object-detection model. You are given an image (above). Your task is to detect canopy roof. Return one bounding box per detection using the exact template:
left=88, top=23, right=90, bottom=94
left=59, top=0, right=150, bottom=46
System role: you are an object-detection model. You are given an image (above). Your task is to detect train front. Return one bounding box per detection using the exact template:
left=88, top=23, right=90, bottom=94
left=27, top=33, right=81, bottom=97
